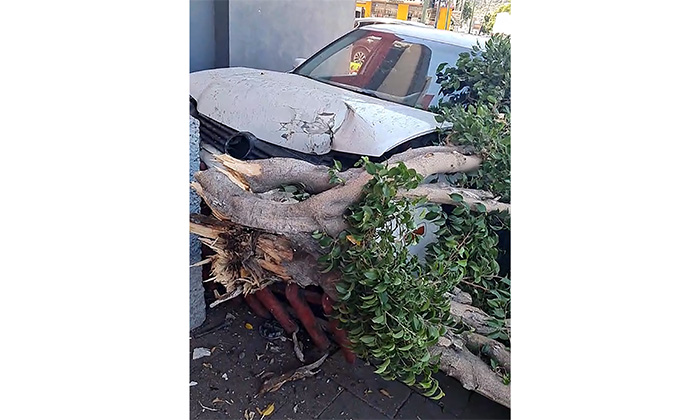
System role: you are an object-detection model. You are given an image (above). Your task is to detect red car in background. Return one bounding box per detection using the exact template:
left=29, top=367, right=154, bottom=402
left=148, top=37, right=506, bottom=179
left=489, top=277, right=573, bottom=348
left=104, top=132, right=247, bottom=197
left=351, top=18, right=429, bottom=78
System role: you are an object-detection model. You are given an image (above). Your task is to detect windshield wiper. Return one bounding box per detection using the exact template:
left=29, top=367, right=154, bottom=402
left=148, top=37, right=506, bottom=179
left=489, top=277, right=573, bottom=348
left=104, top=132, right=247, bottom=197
left=308, top=77, right=382, bottom=99
left=332, top=82, right=384, bottom=100
left=346, top=86, right=382, bottom=99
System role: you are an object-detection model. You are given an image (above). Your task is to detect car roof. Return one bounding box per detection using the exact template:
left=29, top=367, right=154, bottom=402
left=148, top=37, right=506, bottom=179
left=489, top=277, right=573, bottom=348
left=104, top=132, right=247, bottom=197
left=358, top=23, right=488, bottom=48
left=355, top=17, right=428, bottom=27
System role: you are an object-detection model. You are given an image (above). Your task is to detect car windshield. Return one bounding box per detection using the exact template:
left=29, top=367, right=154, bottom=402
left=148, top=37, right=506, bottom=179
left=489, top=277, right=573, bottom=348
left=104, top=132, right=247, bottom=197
left=293, top=28, right=472, bottom=110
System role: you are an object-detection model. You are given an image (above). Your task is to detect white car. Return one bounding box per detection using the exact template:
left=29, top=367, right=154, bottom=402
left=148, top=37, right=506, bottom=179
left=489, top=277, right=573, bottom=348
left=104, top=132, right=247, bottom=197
left=190, top=24, right=482, bottom=169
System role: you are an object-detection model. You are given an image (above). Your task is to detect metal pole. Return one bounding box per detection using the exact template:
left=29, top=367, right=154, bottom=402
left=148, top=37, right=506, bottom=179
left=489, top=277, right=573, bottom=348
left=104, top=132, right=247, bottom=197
left=444, top=0, right=451, bottom=30
left=434, top=0, right=440, bottom=28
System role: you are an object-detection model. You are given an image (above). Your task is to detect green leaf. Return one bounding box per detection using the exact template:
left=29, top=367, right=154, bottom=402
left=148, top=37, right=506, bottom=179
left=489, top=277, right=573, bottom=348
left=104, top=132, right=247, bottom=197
left=364, top=270, right=379, bottom=280
left=418, top=379, right=432, bottom=390
left=425, top=380, right=440, bottom=397
left=372, top=314, right=385, bottom=324
left=427, top=325, right=438, bottom=340
left=374, top=358, right=391, bottom=374
left=318, top=236, right=333, bottom=248
left=449, top=193, right=464, bottom=203
left=348, top=325, right=364, bottom=335
left=397, top=343, right=413, bottom=351
left=319, top=260, right=335, bottom=273
left=428, top=389, right=445, bottom=400
left=360, top=335, right=376, bottom=344
left=411, top=316, right=421, bottom=330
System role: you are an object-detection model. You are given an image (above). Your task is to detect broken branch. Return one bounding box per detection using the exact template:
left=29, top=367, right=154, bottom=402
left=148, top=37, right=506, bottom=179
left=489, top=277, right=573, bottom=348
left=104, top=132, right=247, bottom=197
left=256, top=352, right=329, bottom=397
left=193, top=148, right=483, bottom=237
left=398, top=184, right=510, bottom=213
left=432, top=335, right=510, bottom=408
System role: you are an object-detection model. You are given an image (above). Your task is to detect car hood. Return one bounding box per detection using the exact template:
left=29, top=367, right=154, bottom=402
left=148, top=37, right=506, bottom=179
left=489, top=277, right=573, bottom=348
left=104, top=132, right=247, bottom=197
left=190, top=67, right=442, bottom=157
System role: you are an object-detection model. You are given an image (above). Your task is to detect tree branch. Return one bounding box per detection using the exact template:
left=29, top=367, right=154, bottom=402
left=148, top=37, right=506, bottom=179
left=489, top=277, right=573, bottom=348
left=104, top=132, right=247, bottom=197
left=193, top=149, right=482, bottom=237
left=398, top=183, right=510, bottom=213
left=462, top=332, right=510, bottom=372
left=432, top=334, right=510, bottom=408
left=450, top=298, right=510, bottom=337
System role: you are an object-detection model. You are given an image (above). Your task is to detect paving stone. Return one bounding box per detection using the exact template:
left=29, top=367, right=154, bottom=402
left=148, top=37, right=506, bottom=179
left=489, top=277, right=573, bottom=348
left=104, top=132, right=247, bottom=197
left=317, top=390, right=390, bottom=419
left=459, top=392, right=510, bottom=419
left=268, top=379, right=344, bottom=419
left=323, top=351, right=412, bottom=417
left=395, top=392, right=458, bottom=420
left=430, top=371, right=473, bottom=417
left=190, top=303, right=508, bottom=420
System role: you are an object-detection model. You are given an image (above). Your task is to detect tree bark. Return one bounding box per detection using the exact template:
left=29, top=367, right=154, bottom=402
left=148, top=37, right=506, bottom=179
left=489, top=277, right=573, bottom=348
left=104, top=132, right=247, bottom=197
left=399, top=183, right=510, bottom=213
left=450, top=299, right=511, bottom=337
left=462, top=332, right=511, bottom=372
left=193, top=148, right=482, bottom=237
left=211, top=153, right=364, bottom=194
left=432, top=334, right=510, bottom=408
left=204, top=146, right=475, bottom=195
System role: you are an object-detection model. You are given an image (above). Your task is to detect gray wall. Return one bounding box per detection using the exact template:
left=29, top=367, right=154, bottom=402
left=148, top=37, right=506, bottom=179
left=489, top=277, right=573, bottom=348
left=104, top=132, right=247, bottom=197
left=190, top=117, right=206, bottom=330
left=228, top=0, right=355, bottom=72
left=191, top=0, right=355, bottom=73
left=190, top=0, right=217, bottom=72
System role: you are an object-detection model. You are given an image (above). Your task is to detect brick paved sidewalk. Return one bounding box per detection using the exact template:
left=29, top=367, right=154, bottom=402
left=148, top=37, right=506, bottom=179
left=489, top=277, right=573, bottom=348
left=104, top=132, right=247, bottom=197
left=190, top=300, right=509, bottom=420
left=313, top=351, right=509, bottom=419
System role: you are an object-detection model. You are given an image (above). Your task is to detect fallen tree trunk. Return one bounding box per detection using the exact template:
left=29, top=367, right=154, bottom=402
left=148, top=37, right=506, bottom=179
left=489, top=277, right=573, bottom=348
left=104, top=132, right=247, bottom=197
left=190, top=146, right=510, bottom=407
left=399, top=184, right=510, bottom=214
left=193, top=148, right=485, bottom=237
left=206, top=145, right=475, bottom=195
left=450, top=299, right=511, bottom=337
left=463, top=332, right=511, bottom=372
left=433, top=334, right=510, bottom=407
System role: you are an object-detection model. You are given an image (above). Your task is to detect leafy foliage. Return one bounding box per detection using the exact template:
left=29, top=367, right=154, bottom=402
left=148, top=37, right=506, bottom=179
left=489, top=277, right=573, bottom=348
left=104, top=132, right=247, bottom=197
left=436, top=35, right=510, bottom=114
left=435, top=35, right=511, bottom=345
left=278, top=184, right=311, bottom=201
left=314, top=35, right=512, bottom=395
left=315, top=159, right=453, bottom=400
left=328, top=159, right=345, bottom=185
left=425, top=204, right=511, bottom=343
left=436, top=34, right=511, bottom=202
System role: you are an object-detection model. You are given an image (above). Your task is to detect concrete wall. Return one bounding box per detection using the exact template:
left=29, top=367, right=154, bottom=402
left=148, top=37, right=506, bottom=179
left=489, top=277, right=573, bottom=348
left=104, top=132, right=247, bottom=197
left=190, top=0, right=217, bottom=72
left=228, top=0, right=356, bottom=72
left=190, top=117, right=206, bottom=330
left=191, top=0, right=355, bottom=73
left=213, top=0, right=230, bottom=68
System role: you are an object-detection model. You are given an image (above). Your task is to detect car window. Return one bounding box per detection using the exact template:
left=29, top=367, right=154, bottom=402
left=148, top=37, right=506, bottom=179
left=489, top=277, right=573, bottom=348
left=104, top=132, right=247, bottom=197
left=294, top=28, right=472, bottom=110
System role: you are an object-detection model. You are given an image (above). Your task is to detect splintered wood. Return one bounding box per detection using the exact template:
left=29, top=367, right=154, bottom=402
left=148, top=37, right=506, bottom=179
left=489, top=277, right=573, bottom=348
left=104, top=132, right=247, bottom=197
left=191, top=214, right=297, bottom=306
